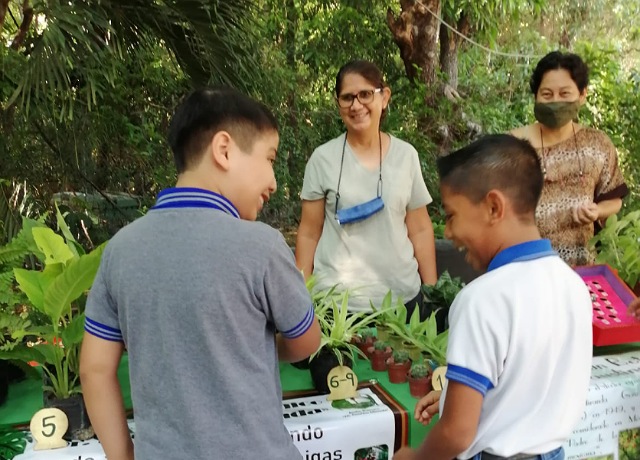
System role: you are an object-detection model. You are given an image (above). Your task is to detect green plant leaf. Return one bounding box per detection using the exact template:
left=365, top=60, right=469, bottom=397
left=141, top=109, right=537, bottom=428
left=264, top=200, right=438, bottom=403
left=61, top=313, right=87, bottom=347
left=43, top=243, right=105, bottom=323
left=13, top=267, right=57, bottom=312
left=32, top=227, right=74, bottom=265
left=0, top=344, right=46, bottom=363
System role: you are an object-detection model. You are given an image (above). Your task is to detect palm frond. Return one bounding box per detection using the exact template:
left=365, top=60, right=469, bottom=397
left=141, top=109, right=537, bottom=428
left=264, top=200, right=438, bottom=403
left=4, top=0, right=261, bottom=117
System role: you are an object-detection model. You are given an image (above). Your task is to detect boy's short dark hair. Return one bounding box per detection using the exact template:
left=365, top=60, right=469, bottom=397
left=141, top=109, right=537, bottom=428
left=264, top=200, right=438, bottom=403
left=529, top=51, right=589, bottom=95
left=168, top=87, right=278, bottom=173
left=437, top=134, right=543, bottom=216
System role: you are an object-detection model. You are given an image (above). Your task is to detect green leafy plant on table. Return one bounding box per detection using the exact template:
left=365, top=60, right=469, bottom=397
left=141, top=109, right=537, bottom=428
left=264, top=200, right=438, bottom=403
left=0, top=209, right=105, bottom=439
left=409, top=363, right=430, bottom=379
left=311, top=289, right=385, bottom=365
left=307, top=279, right=385, bottom=393
left=407, top=363, right=432, bottom=398
left=589, top=211, right=640, bottom=290
left=405, top=311, right=449, bottom=367
left=420, top=270, right=465, bottom=333
left=370, top=291, right=405, bottom=345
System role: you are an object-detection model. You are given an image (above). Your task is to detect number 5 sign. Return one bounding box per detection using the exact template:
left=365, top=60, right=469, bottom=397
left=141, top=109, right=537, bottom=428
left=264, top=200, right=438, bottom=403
left=29, top=408, right=68, bottom=451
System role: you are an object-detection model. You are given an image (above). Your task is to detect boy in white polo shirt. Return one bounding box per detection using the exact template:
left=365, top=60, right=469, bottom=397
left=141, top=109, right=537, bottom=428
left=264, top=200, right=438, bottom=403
left=394, top=134, right=592, bottom=460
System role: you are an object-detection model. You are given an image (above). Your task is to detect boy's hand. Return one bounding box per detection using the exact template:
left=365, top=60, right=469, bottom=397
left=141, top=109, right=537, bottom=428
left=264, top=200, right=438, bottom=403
left=415, top=390, right=442, bottom=425
left=393, top=446, right=418, bottom=460
left=628, top=297, right=640, bottom=318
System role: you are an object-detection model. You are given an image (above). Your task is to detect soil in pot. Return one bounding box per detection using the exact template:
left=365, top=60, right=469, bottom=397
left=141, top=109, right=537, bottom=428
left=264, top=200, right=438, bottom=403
left=408, top=375, right=432, bottom=398
left=309, top=348, right=353, bottom=394
left=387, top=361, right=411, bottom=384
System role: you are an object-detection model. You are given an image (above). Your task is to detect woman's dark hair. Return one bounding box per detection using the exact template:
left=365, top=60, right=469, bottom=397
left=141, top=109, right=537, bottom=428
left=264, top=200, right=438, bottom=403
left=335, top=60, right=388, bottom=120
left=529, top=51, right=589, bottom=95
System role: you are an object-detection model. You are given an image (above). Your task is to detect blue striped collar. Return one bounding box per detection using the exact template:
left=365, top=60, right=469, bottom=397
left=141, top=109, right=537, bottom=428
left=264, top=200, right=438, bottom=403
left=151, top=187, right=239, bottom=218
left=487, top=239, right=557, bottom=272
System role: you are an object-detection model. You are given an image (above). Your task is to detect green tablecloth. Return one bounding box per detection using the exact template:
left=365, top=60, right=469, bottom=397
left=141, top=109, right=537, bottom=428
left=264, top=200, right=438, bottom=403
left=0, top=354, right=432, bottom=448
left=4, top=343, right=637, bottom=447
left=0, top=355, right=133, bottom=430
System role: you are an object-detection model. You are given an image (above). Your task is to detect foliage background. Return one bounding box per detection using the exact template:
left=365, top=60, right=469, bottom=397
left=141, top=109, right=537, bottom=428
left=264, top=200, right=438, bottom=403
left=1, top=0, right=639, bottom=246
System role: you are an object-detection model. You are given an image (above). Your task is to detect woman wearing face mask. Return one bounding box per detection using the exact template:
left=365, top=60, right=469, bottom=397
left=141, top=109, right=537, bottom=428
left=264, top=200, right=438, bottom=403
left=510, top=51, right=628, bottom=266
left=295, top=60, right=437, bottom=316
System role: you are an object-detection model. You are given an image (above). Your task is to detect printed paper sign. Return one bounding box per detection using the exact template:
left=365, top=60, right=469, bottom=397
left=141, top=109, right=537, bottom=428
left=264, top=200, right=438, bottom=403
left=284, top=387, right=396, bottom=460
left=564, top=351, right=640, bottom=460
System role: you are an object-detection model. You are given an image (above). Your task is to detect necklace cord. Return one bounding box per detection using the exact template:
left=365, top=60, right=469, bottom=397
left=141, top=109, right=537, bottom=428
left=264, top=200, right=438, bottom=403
left=334, top=131, right=384, bottom=218
left=539, top=123, right=583, bottom=178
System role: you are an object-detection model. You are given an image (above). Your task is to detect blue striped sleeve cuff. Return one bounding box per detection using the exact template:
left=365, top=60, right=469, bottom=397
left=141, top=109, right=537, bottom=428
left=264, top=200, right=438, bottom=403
left=85, top=316, right=124, bottom=342
left=446, top=364, right=494, bottom=396
left=280, top=304, right=315, bottom=339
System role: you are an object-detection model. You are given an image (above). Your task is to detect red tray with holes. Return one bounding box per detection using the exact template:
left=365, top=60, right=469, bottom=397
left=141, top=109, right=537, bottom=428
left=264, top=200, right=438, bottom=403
left=574, top=264, right=640, bottom=346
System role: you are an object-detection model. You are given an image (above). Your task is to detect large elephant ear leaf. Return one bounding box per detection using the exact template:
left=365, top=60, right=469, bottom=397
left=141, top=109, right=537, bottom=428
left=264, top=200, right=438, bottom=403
left=32, top=227, right=74, bottom=266
left=43, top=243, right=105, bottom=323
left=14, top=267, right=57, bottom=313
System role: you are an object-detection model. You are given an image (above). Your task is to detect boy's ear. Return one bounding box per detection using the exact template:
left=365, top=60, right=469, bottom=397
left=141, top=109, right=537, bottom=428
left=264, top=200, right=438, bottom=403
left=210, top=131, right=232, bottom=171
left=485, top=190, right=506, bottom=223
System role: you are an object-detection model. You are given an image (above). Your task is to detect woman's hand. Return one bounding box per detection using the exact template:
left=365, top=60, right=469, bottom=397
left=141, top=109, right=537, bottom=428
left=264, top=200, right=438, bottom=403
left=414, top=390, right=442, bottom=425
left=572, top=202, right=599, bottom=224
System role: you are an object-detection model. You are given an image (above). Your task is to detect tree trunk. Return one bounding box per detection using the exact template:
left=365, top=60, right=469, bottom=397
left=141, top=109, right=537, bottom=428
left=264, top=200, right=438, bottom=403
left=438, top=11, right=469, bottom=92
left=386, top=0, right=441, bottom=90
left=0, top=0, right=10, bottom=30
left=10, top=0, right=33, bottom=50
left=284, top=0, right=302, bottom=202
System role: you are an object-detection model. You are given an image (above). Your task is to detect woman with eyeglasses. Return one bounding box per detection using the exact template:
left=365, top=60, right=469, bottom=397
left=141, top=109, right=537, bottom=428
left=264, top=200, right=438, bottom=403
left=295, top=60, right=437, bottom=316
left=509, top=51, right=628, bottom=266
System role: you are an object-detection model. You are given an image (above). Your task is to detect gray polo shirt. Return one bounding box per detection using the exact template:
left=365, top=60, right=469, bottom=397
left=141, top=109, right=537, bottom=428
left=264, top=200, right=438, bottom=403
left=85, top=187, right=313, bottom=459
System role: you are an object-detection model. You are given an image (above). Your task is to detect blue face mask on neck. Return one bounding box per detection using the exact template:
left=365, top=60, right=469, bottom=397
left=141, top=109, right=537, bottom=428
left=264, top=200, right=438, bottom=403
left=336, top=196, right=384, bottom=225
left=334, top=133, right=384, bottom=226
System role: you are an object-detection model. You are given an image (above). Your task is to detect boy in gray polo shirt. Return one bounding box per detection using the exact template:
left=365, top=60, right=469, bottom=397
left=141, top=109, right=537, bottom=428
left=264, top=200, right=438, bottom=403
left=80, top=87, right=321, bottom=460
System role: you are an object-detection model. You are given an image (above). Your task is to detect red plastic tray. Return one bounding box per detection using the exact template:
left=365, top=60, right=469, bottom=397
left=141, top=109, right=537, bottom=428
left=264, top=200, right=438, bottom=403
left=574, top=264, right=640, bottom=346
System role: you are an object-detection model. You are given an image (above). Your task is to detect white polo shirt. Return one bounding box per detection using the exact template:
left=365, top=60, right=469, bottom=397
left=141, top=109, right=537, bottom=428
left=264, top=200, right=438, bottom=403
left=441, top=239, right=592, bottom=459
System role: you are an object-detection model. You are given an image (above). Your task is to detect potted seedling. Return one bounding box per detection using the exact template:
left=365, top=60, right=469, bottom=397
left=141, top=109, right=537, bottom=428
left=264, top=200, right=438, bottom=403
left=309, top=288, right=384, bottom=393
left=353, top=328, right=376, bottom=358
left=371, top=291, right=406, bottom=345
left=408, top=363, right=432, bottom=398
left=409, top=312, right=449, bottom=368
left=421, top=271, right=465, bottom=333
left=388, top=304, right=428, bottom=363
left=369, top=340, right=391, bottom=372
left=0, top=210, right=105, bottom=440
left=386, top=350, right=411, bottom=384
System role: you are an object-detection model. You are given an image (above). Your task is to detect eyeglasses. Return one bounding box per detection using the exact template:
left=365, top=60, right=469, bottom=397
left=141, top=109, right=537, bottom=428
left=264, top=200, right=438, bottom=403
left=337, top=88, right=382, bottom=108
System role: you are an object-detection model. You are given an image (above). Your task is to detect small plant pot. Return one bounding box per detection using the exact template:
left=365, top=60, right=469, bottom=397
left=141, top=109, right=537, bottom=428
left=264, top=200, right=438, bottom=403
left=44, top=393, right=93, bottom=441
left=387, top=361, right=411, bottom=384
left=408, top=375, right=432, bottom=398
left=309, top=348, right=353, bottom=394
left=353, top=337, right=376, bottom=359
left=402, top=341, right=422, bottom=363
left=388, top=332, right=404, bottom=351
left=370, top=350, right=389, bottom=372
left=376, top=324, right=391, bottom=342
